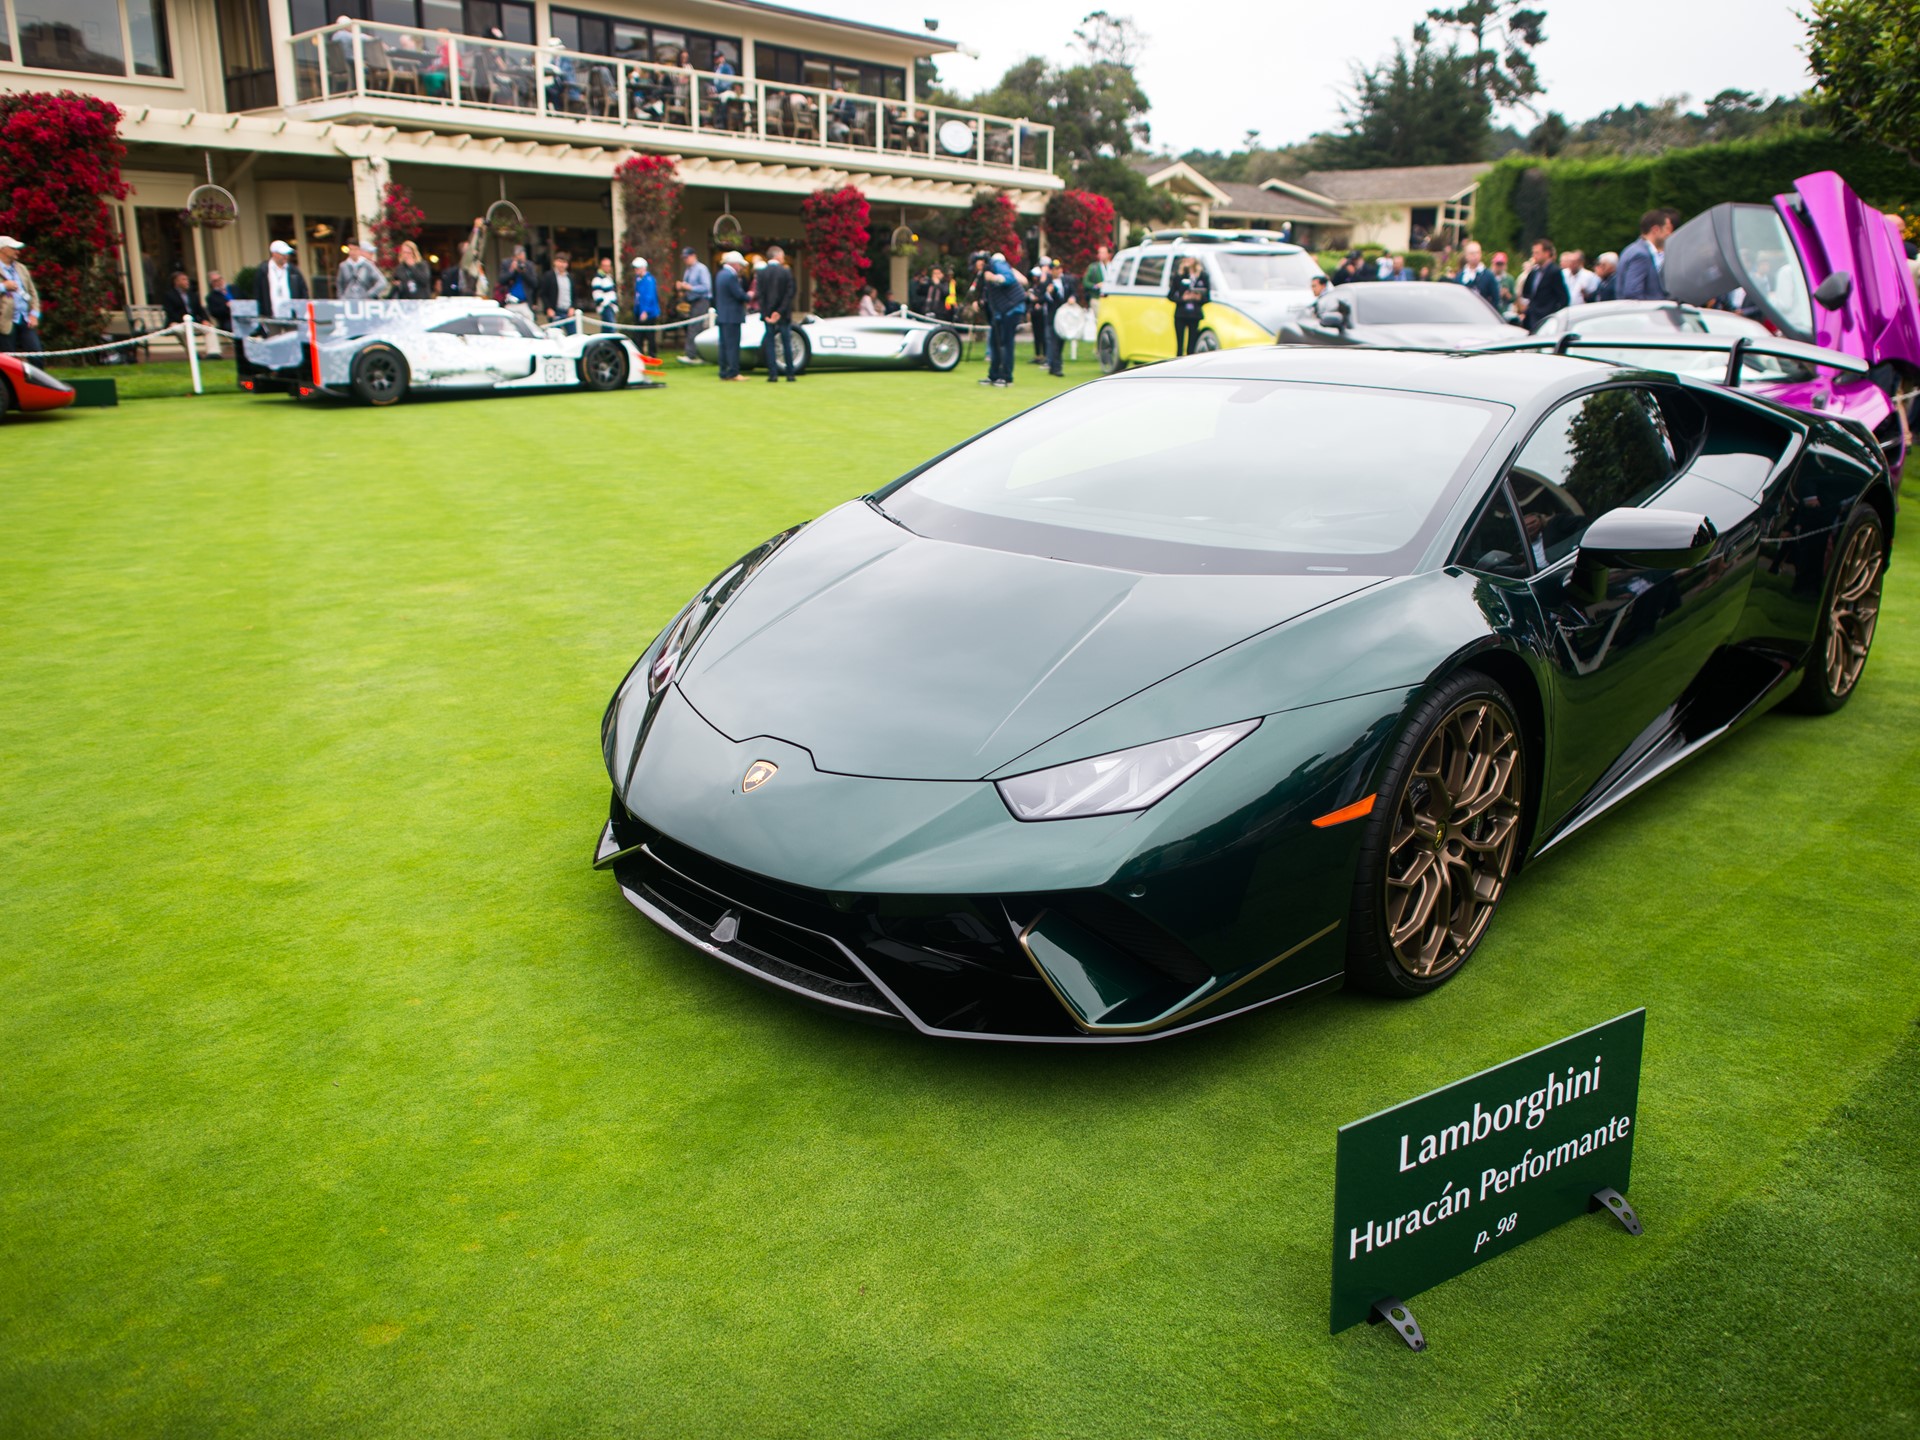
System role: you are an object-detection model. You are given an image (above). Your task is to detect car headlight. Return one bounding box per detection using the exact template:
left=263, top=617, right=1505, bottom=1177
left=22, top=362, right=65, bottom=390
left=995, top=719, right=1261, bottom=822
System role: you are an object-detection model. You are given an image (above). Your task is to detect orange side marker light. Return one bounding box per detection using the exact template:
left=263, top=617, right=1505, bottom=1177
left=1312, top=793, right=1377, bottom=828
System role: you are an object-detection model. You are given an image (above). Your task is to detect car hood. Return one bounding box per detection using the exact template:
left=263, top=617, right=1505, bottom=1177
left=675, top=501, right=1378, bottom=780
left=1215, top=291, right=1319, bottom=336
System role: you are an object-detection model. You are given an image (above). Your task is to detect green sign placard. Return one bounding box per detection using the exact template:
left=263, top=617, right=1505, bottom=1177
left=1331, top=1009, right=1645, bottom=1334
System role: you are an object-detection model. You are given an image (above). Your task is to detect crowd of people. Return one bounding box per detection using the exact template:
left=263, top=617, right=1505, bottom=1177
left=1339, top=207, right=1688, bottom=334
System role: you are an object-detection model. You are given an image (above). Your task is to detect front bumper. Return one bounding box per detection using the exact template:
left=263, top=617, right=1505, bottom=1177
left=597, top=793, right=1344, bottom=1044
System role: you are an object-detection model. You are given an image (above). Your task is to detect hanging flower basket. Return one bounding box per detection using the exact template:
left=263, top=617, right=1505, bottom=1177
left=184, top=183, right=238, bottom=229
left=486, top=198, right=526, bottom=238
left=711, top=211, right=745, bottom=251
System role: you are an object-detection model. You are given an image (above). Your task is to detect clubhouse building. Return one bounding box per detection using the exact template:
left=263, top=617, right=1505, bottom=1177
left=0, top=0, right=1059, bottom=306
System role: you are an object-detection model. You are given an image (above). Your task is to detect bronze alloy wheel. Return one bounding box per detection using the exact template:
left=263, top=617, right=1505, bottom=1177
left=1384, top=698, right=1524, bottom=980
left=1824, top=516, right=1884, bottom=699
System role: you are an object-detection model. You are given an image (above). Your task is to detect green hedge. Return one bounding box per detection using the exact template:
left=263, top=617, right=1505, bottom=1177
left=1472, top=128, right=1920, bottom=258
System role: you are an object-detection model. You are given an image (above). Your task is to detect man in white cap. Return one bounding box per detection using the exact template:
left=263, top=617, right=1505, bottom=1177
left=630, top=255, right=659, bottom=358
left=0, top=236, right=40, bottom=354
left=261, top=238, right=308, bottom=316
left=713, top=249, right=749, bottom=381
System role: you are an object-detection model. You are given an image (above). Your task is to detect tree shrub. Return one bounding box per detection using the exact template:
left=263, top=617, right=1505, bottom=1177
left=1042, top=189, right=1117, bottom=277
left=614, top=154, right=683, bottom=313
left=0, top=91, right=128, bottom=350
left=1469, top=128, right=1920, bottom=257
left=800, top=185, right=870, bottom=316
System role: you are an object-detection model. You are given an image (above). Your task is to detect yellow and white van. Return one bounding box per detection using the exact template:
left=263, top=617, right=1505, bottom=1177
left=1093, top=230, right=1326, bottom=371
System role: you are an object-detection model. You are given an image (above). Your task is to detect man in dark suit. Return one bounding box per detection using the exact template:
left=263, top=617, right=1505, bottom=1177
left=533, top=250, right=581, bottom=334
left=159, top=270, right=206, bottom=327
left=757, top=244, right=798, bottom=383
left=1521, top=239, right=1570, bottom=334
left=713, top=250, right=748, bottom=381
left=1453, top=240, right=1503, bottom=311
left=1615, top=209, right=1677, bottom=302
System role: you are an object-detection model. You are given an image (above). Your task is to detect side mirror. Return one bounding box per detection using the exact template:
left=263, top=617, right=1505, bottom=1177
left=1321, top=304, right=1348, bottom=330
left=1812, top=270, right=1853, bottom=310
left=1577, top=508, right=1716, bottom=569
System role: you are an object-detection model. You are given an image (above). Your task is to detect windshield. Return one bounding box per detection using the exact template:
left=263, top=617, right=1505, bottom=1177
left=1730, top=206, right=1812, bottom=338
left=1344, top=285, right=1503, bottom=325
left=1213, top=250, right=1324, bottom=291
left=880, top=378, right=1508, bottom=575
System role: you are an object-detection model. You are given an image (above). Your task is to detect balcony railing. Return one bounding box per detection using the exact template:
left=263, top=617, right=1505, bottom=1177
left=289, top=22, right=1054, bottom=176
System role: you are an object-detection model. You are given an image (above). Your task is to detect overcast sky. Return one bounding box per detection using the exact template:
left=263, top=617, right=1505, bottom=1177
left=799, top=0, right=1815, bottom=154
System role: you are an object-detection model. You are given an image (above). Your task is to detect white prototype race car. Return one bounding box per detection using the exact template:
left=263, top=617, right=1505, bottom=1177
left=692, top=311, right=966, bottom=375
left=233, top=297, right=660, bottom=405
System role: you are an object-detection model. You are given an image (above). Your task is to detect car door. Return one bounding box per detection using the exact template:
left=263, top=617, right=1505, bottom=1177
left=1497, top=385, right=1746, bottom=812
left=1129, top=252, right=1174, bottom=361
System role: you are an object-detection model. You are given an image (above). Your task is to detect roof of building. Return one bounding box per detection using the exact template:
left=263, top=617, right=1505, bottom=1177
left=1211, top=179, right=1344, bottom=224
left=1288, top=162, right=1491, bottom=204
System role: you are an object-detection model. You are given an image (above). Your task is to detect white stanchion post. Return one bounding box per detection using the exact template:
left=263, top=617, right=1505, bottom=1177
left=184, top=319, right=203, bottom=394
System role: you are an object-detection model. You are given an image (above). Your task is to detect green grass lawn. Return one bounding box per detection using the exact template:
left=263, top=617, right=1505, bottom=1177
left=43, top=358, right=236, bottom=401
left=3, top=351, right=1917, bottom=1438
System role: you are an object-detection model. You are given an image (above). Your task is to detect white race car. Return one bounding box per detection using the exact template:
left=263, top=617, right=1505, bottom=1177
left=234, top=297, right=659, bottom=405
left=693, top=312, right=966, bottom=375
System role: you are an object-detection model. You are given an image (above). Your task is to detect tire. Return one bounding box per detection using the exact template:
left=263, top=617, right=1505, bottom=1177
left=924, top=327, right=963, bottom=372
left=0, top=372, right=13, bottom=421
left=1346, top=671, right=1527, bottom=997
left=1194, top=329, right=1220, bottom=353
left=1096, top=323, right=1122, bottom=374
left=350, top=344, right=409, bottom=406
left=1788, top=501, right=1887, bottom=714
left=579, top=341, right=629, bottom=391
left=787, top=331, right=810, bottom=376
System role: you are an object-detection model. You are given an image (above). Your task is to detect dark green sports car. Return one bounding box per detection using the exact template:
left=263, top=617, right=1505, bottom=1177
left=597, top=347, right=1892, bottom=1042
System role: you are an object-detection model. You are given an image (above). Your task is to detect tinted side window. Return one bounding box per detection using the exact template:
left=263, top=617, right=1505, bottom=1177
left=1134, top=255, right=1166, bottom=288
left=1115, top=257, right=1138, bottom=286
left=430, top=316, right=478, bottom=336
left=1508, top=388, right=1678, bottom=565
left=1458, top=483, right=1531, bottom=577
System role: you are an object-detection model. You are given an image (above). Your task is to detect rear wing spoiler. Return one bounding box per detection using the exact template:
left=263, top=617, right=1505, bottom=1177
left=1478, top=332, right=1871, bottom=386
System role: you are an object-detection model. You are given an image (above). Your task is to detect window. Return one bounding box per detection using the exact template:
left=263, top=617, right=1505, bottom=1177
left=549, top=7, right=737, bottom=69
left=17, top=0, right=173, bottom=76
left=1113, top=257, right=1137, bottom=287
left=1212, top=250, right=1323, bottom=291
left=756, top=42, right=901, bottom=98
left=1457, top=483, right=1531, bottom=578
left=1507, top=388, right=1678, bottom=567
left=1132, top=255, right=1165, bottom=289
left=215, top=0, right=275, bottom=109
left=290, top=0, right=530, bottom=43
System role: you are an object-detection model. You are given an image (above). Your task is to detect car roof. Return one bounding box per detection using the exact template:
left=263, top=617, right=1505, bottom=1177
left=1120, top=234, right=1306, bottom=258
left=1120, top=345, right=1622, bottom=406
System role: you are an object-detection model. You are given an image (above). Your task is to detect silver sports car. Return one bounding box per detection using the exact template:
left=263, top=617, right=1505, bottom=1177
left=233, top=297, right=658, bottom=405
left=693, top=312, right=965, bottom=375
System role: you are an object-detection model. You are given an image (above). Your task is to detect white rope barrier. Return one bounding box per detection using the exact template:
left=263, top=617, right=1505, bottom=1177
left=25, top=325, right=192, bottom=360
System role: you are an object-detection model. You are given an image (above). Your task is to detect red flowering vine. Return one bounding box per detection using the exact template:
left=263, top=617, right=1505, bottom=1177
left=1043, top=189, right=1117, bottom=279
left=954, top=190, right=1023, bottom=268
left=801, top=185, right=870, bottom=317
left=370, top=180, right=425, bottom=270
left=0, top=91, right=128, bottom=350
left=615, top=153, right=683, bottom=311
